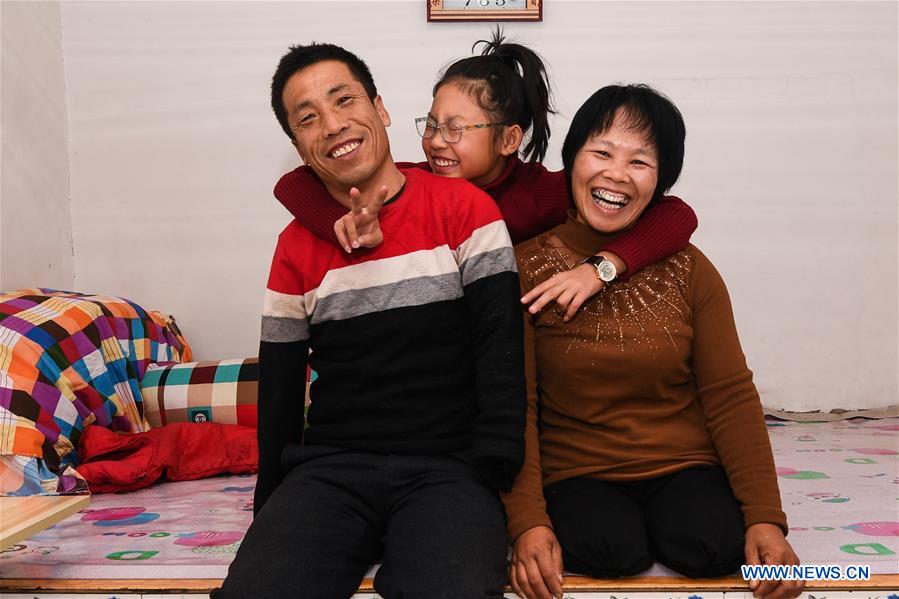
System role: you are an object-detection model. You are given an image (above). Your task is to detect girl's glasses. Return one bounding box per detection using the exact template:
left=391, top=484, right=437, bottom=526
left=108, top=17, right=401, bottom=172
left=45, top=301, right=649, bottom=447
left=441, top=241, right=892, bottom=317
left=415, top=117, right=503, bottom=144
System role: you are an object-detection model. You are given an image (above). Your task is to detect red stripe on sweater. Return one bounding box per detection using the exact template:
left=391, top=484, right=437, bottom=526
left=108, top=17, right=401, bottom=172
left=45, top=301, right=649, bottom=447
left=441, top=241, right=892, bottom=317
left=269, top=169, right=506, bottom=295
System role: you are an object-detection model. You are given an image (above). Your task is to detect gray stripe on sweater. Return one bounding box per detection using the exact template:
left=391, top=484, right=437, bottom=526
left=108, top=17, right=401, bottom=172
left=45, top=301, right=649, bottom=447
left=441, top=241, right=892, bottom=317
left=459, top=246, right=517, bottom=287
left=261, top=315, right=310, bottom=343
left=311, top=272, right=464, bottom=324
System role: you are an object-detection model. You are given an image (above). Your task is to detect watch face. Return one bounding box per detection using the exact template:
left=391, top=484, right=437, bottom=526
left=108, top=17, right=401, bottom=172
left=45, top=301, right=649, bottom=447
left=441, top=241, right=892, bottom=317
left=598, top=260, right=617, bottom=282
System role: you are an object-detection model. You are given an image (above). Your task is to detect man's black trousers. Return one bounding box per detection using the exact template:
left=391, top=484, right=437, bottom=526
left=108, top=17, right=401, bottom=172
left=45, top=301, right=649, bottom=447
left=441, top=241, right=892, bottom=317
left=216, top=450, right=508, bottom=598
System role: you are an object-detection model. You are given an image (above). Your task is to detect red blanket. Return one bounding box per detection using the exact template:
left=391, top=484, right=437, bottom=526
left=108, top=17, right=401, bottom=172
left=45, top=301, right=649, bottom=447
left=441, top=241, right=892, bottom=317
left=77, top=423, right=257, bottom=493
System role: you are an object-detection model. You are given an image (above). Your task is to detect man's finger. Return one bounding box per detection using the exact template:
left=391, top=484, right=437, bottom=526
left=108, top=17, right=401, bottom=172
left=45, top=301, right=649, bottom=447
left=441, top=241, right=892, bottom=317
left=356, top=232, right=382, bottom=248
left=354, top=208, right=378, bottom=234
left=349, top=187, right=363, bottom=215
left=344, top=212, right=360, bottom=249
left=335, top=218, right=352, bottom=253
left=373, top=184, right=390, bottom=211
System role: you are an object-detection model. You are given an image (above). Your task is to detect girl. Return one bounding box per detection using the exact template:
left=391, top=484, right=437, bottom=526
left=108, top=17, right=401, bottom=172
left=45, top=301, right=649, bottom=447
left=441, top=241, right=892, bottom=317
left=273, top=30, right=698, bottom=320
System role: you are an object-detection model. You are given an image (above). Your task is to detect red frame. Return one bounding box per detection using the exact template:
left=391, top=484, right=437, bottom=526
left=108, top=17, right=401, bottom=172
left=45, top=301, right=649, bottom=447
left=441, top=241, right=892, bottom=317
left=427, top=0, right=542, bottom=22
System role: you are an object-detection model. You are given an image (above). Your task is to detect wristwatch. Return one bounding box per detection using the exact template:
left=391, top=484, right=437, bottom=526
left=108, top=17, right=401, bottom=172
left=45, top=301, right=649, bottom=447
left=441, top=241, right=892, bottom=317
left=583, top=255, right=617, bottom=284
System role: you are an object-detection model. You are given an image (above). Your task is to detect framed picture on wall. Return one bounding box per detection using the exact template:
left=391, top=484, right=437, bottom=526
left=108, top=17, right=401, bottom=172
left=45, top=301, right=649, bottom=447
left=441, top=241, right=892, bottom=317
left=427, top=0, right=542, bottom=22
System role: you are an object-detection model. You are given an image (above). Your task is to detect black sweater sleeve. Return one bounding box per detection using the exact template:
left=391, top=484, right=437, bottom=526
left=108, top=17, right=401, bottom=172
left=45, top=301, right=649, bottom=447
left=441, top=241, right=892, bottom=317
left=254, top=230, right=312, bottom=516
left=453, top=191, right=527, bottom=492
left=254, top=339, right=308, bottom=516
left=463, top=271, right=527, bottom=492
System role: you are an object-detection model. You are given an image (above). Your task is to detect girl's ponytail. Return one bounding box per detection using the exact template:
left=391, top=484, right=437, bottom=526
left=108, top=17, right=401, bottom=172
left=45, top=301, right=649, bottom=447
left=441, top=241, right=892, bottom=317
left=436, top=28, right=555, bottom=162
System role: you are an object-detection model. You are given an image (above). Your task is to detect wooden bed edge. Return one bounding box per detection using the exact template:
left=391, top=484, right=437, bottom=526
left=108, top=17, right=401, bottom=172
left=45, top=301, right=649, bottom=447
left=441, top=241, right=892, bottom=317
left=1, top=574, right=896, bottom=593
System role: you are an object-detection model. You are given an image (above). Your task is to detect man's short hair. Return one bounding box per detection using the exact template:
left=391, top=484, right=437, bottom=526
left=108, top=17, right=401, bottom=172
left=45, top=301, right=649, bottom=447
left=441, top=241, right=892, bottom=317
left=271, top=43, right=379, bottom=140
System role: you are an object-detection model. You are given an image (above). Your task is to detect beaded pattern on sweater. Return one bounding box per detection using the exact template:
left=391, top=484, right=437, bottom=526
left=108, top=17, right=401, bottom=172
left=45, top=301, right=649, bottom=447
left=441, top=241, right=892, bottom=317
left=519, top=233, right=695, bottom=358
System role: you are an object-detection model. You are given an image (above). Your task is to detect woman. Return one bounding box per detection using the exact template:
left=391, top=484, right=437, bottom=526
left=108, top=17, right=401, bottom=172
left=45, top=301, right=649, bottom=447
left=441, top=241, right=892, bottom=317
left=273, top=32, right=698, bottom=320
left=504, top=85, right=803, bottom=599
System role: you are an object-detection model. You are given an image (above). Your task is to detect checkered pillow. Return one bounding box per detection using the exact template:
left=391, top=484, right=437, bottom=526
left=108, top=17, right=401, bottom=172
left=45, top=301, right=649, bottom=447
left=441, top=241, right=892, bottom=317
left=140, top=358, right=259, bottom=428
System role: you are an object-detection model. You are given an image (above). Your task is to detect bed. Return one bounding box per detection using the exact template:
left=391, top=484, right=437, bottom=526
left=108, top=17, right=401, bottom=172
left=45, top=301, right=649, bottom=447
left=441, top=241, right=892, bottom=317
left=2, top=416, right=897, bottom=598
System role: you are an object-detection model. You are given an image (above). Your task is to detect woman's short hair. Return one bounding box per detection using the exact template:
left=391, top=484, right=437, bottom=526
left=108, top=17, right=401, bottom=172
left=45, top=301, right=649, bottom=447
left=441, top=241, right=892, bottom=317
left=561, top=84, right=685, bottom=202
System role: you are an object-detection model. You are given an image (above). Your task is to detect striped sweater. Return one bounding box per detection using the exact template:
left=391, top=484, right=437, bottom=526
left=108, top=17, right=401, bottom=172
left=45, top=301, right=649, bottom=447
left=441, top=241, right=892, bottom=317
left=255, top=168, right=526, bottom=513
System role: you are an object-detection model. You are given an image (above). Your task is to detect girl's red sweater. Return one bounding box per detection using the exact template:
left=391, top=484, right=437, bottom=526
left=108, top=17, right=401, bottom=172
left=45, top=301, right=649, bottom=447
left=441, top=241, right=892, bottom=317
left=273, top=157, right=698, bottom=278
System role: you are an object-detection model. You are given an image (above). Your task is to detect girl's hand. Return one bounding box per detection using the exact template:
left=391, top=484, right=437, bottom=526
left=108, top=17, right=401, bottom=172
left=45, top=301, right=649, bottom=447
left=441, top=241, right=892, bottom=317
left=521, top=264, right=604, bottom=321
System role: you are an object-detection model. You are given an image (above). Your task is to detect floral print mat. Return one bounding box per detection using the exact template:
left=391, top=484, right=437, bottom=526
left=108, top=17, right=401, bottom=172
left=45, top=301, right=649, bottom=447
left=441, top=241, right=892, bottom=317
left=1, top=418, right=896, bottom=580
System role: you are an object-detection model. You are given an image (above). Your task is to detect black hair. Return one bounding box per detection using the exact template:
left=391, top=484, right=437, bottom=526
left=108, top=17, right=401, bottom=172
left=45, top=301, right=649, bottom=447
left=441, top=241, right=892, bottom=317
left=271, top=43, right=378, bottom=140
left=434, top=28, right=555, bottom=163
left=561, top=84, right=685, bottom=203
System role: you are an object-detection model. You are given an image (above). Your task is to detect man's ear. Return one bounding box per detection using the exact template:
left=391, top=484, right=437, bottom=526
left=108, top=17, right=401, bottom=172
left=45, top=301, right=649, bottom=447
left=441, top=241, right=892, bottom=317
left=374, top=95, right=391, bottom=127
left=498, top=124, right=523, bottom=157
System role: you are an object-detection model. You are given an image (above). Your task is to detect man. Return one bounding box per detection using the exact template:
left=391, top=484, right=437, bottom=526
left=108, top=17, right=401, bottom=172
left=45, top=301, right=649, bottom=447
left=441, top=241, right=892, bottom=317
left=216, top=43, right=526, bottom=598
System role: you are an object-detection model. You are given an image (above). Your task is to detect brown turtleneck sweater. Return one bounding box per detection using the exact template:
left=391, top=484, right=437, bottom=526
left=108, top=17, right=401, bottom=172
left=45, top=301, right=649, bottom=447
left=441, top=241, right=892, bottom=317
left=502, top=214, right=787, bottom=541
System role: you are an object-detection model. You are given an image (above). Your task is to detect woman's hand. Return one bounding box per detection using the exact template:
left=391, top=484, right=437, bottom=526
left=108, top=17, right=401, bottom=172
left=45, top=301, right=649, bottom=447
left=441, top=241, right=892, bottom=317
left=509, top=525, right=565, bottom=599
left=744, top=523, right=805, bottom=599
left=334, top=185, right=387, bottom=252
left=521, top=264, right=604, bottom=322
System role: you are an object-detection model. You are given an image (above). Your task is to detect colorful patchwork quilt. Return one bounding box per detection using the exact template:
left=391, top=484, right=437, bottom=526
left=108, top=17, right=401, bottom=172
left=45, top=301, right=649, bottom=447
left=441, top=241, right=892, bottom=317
left=1, top=418, right=896, bottom=581
left=0, top=289, right=192, bottom=496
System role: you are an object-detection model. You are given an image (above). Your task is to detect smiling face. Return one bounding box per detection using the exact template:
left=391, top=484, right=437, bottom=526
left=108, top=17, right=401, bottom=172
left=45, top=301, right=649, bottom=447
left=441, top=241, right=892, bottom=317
left=421, top=81, right=519, bottom=188
left=571, top=110, right=659, bottom=234
left=282, top=60, right=393, bottom=198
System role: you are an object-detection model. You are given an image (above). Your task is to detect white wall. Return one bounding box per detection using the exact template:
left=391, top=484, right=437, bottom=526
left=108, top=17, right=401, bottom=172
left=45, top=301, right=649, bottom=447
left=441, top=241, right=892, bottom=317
left=53, top=1, right=896, bottom=410
left=1, top=1, right=73, bottom=292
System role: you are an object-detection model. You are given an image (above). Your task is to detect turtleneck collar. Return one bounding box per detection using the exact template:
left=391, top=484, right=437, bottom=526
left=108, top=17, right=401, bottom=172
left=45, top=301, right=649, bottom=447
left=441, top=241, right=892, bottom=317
left=553, top=210, right=627, bottom=256
left=481, top=155, right=522, bottom=194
